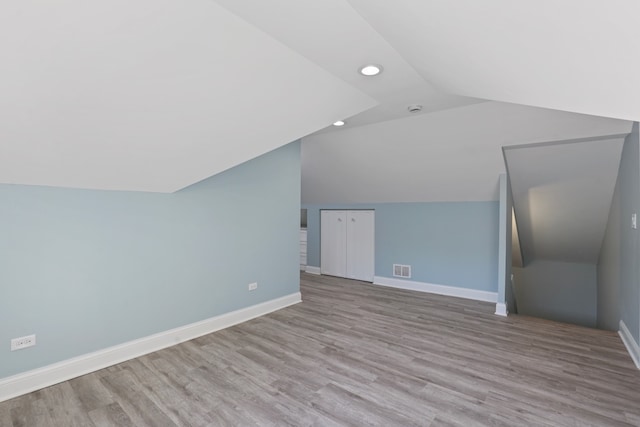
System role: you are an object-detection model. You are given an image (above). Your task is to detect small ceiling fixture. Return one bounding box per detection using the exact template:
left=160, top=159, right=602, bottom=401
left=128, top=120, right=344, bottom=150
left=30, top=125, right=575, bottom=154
left=408, top=104, right=423, bottom=113
left=333, top=120, right=346, bottom=127
left=359, top=64, right=383, bottom=76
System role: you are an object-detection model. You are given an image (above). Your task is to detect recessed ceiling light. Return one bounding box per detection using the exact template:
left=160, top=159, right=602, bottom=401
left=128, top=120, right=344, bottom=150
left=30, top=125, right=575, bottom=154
left=359, top=64, right=383, bottom=76
left=408, top=104, right=423, bottom=113
left=333, top=120, right=346, bottom=127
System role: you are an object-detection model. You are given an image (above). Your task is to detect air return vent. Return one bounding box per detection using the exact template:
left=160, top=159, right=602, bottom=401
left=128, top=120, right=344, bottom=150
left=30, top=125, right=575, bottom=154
left=393, top=264, right=411, bottom=278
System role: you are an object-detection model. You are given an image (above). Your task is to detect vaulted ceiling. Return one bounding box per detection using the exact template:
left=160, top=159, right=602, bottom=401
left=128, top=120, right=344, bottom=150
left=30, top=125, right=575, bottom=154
left=2, top=1, right=638, bottom=192
left=302, top=102, right=630, bottom=204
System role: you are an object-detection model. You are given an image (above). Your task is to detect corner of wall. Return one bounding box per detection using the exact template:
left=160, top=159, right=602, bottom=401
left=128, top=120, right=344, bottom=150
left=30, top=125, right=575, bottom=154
left=619, top=320, right=640, bottom=369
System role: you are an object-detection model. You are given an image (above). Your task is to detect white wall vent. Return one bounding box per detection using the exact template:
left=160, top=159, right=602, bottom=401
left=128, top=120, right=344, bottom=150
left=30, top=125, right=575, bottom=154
left=393, top=264, right=411, bottom=278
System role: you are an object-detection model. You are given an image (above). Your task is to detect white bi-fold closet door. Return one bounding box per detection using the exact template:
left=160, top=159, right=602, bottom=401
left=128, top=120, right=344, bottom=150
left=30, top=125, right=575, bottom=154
left=320, top=210, right=374, bottom=282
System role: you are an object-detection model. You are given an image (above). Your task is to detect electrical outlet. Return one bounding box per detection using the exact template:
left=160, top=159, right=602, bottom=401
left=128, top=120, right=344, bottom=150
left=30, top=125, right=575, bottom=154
left=633, top=213, right=637, bottom=229
left=248, top=282, right=258, bottom=291
left=11, top=334, right=36, bottom=351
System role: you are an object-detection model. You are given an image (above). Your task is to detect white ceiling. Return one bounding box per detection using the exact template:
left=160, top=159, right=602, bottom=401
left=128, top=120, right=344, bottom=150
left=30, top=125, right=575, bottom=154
left=302, top=102, right=631, bottom=204
left=214, top=0, right=483, bottom=132
left=0, top=0, right=375, bottom=192
left=2, top=1, right=638, bottom=192
left=348, top=0, right=640, bottom=121
left=505, top=137, right=625, bottom=264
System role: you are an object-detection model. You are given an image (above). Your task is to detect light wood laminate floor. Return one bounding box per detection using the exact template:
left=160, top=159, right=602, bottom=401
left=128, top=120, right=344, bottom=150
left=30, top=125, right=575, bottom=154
left=2, top=273, right=640, bottom=426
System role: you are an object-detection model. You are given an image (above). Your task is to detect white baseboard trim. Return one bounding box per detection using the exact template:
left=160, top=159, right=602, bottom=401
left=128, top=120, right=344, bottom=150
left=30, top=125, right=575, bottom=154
left=0, top=292, right=301, bottom=403
left=373, top=276, right=497, bottom=303
left=494, top=303, right=508, bottom=317
left=305, top=266, right=321, bottom=275
left=619, top=320, right=640, bottom=370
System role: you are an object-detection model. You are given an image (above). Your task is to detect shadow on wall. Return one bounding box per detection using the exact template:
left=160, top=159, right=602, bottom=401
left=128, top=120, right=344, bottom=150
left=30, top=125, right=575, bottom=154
left=513, top=260, right=597, bottom=328
left=596, top=122, right=640, bottom=344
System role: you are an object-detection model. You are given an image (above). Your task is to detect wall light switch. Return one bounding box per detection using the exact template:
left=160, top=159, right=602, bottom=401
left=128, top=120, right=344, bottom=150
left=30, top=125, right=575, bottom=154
left=633, top=213, right=637, bottom=229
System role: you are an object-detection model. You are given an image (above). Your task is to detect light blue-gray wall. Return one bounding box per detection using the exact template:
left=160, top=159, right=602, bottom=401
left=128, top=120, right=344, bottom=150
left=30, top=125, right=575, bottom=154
left=619, top=123, right=640, bottom=342
left=597, top=167, right=621, bottom=331
left=513, top=260, right=597, bottom=328
left=303, top=202, right=499, bottom=292
left=0, top=142, right=301, bottom=379
left=597, top=123, right=640, bottom=340
left=497, top=174, right=515, bottom=312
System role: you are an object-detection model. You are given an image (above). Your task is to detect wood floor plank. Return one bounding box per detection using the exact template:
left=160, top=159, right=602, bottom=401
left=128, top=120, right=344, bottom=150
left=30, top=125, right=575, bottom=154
left=123, top=357, right=217, bottom=426
left=88, top=402, right=134, bottom=427
left=68, top=372, right=115, bottom=413
left=39, top=381, right=96, bottom=427
left=8, top=392, right=55, bottom=427
left=0, top=399, right=12, bottom=427
left=99, top=369, right=177, bottom=426
left=1, top=272, right=639, bottom=426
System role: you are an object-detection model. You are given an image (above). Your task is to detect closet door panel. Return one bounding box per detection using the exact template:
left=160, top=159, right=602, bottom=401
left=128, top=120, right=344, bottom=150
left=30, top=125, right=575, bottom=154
left=320, top=210, right=347, bottom=277
left=346, top=210, right=375, bottom=282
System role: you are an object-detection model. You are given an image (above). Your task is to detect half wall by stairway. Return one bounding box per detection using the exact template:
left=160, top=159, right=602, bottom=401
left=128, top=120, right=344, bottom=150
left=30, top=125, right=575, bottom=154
left=505, top=134, right=627, bottom=328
